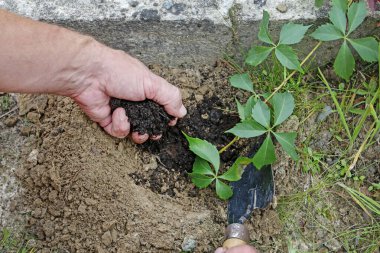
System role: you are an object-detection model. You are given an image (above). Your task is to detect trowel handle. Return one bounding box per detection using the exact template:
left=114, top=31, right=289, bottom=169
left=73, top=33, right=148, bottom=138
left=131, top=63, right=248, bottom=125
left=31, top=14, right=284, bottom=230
left=223, top=238, right=247, bottom=249
left=222, top=223, right=250, bottom=249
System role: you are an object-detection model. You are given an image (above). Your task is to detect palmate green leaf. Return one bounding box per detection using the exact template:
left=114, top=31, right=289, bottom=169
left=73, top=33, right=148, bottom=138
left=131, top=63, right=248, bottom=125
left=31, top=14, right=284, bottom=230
left=273, top=132, right=299, bottom=160
left=252, top=134, right=276, bottom=169
left=258, top=10, right=273, bottom=45
left=189, top=173, right=214, bottom=188
left=184, top=133, right=220, bottom=173
left=226, top=118, right=266, bottom=138
left=347, top=1, right=367, bottom=34
left=219, top=157, right=251, bottom=181
left=332, top=0, right=347, bottom=12
left=334, top=40, right=355, bottom=80
left=193, top=157, right=215, bottom=176
left=252, top=100, right=271, bottom=128
left=244, top=96, right=257, bottom=120
left=329, top=5, right=347, bottom=34
left=279, top=23, right=311, bottom=45
left=216, top=179, right=233, bottom=200
left=230, top=73, right=253, bottom=92
left=310, top=23, right=343, bottom=41
left=271, top=92, right=295, bottom=126
left=236, top=99, right=245, bottom=121
left=349, top=37, right=378, bottom=62
left=275, top=44, right=303, bottom=72
left=245, top=46, right=273, bottom=66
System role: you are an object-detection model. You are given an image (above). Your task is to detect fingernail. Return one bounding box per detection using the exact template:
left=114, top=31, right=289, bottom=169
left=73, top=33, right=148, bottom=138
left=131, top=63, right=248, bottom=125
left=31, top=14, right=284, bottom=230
left=179, top=105, right=187, bottom=117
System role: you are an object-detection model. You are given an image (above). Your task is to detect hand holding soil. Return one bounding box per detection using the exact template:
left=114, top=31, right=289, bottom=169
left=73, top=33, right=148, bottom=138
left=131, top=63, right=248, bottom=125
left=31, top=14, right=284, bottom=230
left=71, top=48, right=187, bottom=142
left=0, top=9, right=187, bottom=143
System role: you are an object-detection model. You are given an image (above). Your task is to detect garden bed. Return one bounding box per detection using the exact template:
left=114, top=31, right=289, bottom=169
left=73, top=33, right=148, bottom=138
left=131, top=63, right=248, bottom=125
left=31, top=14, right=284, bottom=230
left=1, top=60, right=379, bottom=252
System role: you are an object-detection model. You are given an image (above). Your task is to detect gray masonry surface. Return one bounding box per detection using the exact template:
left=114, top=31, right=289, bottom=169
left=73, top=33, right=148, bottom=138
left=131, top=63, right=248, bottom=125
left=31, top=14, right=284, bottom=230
left=1, top=0, right=379, bottom=66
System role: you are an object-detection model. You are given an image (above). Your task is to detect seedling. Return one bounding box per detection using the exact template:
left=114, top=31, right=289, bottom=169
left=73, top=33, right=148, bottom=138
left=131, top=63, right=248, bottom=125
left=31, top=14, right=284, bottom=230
left=311, top=0, right=378, bottom=80
left=241, top=11, right=310, bottom=73
left=184, top=133, right=250, bottom=200
left=227, top=92, right=299, bottom=169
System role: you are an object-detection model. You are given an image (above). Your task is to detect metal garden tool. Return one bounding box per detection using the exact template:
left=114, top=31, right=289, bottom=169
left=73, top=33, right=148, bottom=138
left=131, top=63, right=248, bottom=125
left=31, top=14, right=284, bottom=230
left=222, top=163, right=274, bottom=249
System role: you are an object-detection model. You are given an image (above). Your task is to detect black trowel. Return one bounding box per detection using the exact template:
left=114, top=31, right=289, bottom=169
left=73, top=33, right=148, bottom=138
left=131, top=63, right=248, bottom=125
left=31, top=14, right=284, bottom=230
left=222, top=163, right=274, bottom=249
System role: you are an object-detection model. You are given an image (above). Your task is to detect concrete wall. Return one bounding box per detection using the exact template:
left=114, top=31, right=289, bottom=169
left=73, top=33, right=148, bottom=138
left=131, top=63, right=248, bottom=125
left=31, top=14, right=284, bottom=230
left=1, top=0, right=379, bottom=66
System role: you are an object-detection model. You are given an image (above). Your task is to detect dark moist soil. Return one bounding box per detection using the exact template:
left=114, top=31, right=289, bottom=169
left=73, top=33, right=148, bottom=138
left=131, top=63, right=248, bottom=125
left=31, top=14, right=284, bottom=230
left=110, top=98, right=173, bottom=136
left=129, top=95, right=263, bottom=197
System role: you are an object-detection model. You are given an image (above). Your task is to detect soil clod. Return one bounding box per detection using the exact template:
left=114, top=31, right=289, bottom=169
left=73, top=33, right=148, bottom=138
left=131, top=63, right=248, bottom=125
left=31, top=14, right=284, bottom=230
left=110, top=98, right=173, bottom=136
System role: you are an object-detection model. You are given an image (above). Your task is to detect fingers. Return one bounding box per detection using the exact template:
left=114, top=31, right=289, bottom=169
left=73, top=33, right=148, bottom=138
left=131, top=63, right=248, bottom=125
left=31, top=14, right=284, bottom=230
left=215, top=248, right=225, bottom=253
left=103, top=107, right=131, bottom=138
left=102, top=108, right=162, bottom=143
left=144, top=73, right=187, bottom=119
left=150, top=134, right=162, bottom=141
left=131, top=132, right=149, bottom=144
left=168, top=118, right=178, bottom=126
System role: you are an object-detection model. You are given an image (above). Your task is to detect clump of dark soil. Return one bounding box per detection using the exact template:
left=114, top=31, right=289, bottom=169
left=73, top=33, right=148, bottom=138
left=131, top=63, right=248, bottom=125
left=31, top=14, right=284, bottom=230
left=130, top=95, right=247, bottom=197
left=110, top=98, right=173, bottom=136
left=143, top=96, right=241, bottom=173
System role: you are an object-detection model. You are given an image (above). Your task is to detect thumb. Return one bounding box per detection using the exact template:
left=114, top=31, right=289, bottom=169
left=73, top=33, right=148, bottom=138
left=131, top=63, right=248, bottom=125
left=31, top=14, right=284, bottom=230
left=143, top=72, right=187, bottom=119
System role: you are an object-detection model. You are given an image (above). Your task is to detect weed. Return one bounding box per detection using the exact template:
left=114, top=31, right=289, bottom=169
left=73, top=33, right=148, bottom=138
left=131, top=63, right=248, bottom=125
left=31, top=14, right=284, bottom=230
left=338, top=182, right=380, bottom=218
left=0, top=94, right=10, bottom=111
left=0, top=228, right=35, bottom=253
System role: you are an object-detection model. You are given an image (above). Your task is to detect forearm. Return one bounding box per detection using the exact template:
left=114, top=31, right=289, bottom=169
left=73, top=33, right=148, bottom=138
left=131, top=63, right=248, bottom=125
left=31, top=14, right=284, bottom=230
left=0, top=9, right=102, bottom=96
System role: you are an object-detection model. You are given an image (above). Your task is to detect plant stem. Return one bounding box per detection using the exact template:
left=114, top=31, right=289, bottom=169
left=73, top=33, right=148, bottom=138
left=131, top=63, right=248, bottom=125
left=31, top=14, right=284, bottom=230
left=349, top=85, right=380, bottom=150
left=348, top=121, right=375, bottom=171
left=219, top=136, right=239, bottom=154
left=265, top=41, right=322, bottom=102
left=318, top=67, right=352, bottom=140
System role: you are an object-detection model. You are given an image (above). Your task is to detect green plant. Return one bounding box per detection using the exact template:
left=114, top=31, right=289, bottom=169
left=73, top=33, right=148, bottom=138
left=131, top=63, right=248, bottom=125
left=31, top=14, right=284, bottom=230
left=315, top=0, right=326, bottom=8
left=368, top=182, right=380, bottom=191
left=0, top=94, right=10, bottom=111
left=227, top=92, right=298, bottom=169
left=338, top=182, right=380, bottom=218
left=184, top=133, right=250, bottom=200
left=301, top=147, right=324, bottom=175
left=311, top=0, right=378, bottom=80
left=243, top=11, right=310, bottom=72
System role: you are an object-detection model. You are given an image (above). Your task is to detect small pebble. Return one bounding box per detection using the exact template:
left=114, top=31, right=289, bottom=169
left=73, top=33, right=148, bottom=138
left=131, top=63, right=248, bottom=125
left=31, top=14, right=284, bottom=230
left=317, top=105, right=333, bottom=122
left=27, top=149, right=39, bottom=165
left=276, top=3, right=288, bottom=13
left=129, top=1, right=139, bottom=7
left=4, top=116, right=18, bottom=127
left=181, top=236, right=197, bottom=252
left=201, top=113, right=209, bottom=120
left=101, top=231, right=113, bottom=246
left=162, top=0, right=173, bottom=10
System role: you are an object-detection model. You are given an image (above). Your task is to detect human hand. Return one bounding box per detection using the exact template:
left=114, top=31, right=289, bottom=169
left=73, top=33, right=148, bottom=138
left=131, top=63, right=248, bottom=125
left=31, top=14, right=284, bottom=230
left=214, top=245, right=258, bottom=253
left=71, top=42, right=186, bottom=143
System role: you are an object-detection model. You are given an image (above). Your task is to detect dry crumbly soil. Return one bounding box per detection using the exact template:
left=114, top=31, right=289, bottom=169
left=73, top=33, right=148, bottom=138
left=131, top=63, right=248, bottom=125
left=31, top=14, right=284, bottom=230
left=0, top=61, right=379, bottom=253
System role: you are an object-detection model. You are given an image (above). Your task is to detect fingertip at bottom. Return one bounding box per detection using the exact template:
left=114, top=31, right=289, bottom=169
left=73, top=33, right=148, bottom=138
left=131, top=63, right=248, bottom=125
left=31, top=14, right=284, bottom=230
left=150, top=134, right=162, bottom=141
left=214, top=248, right=225, bottom=253
left=131, top=132, right=149, bottom=144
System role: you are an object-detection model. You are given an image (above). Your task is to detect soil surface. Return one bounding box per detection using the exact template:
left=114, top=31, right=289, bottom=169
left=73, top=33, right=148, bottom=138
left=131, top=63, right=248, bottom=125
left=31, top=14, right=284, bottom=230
left=1, top=61, right=379, bottom=253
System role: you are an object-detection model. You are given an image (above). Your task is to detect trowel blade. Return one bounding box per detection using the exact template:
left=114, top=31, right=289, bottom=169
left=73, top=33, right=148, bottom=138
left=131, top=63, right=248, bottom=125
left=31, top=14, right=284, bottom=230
left=227, top=163, right=274, bottom=224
